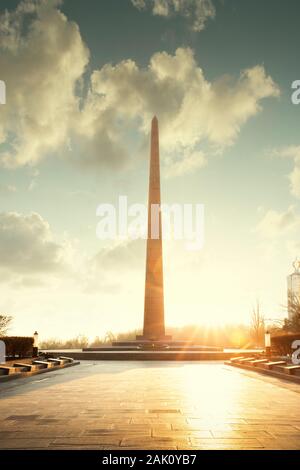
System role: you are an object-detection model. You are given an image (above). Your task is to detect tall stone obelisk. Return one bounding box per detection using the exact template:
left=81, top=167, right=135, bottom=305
left=137, top=116, right=171, bottom=341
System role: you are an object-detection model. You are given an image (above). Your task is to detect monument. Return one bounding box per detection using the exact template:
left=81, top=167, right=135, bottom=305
left=136, top=116, right=171, bottom=342
left=84, top=116, right=222, bottom=354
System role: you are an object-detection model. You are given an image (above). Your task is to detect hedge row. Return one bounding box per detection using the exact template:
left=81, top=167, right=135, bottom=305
left=271, top=333, right=300, bottom=355
left=0, top=336, right=34, bottom=358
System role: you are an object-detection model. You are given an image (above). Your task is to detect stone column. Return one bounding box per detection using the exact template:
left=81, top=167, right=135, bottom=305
left=137, top=116, right=171, bottom=341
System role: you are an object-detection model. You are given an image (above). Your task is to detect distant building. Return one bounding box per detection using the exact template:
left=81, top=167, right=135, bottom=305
left=287, top=259, right=300, bottom=319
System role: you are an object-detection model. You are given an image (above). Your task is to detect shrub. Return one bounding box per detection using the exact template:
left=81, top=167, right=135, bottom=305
left=271, top=333, right=300, bottom=355
left=40, top=335, right=89, bottom=350
left=1, top=336, right=34, bottom=358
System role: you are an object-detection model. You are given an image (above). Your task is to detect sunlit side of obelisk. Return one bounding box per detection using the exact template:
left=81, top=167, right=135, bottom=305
left=137, top=117, right=171, bottom=342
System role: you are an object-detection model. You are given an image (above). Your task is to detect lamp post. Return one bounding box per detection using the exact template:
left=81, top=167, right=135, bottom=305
left=265, top=330, right=271, bottom=358
left=33, top=331, right=39, bottom=357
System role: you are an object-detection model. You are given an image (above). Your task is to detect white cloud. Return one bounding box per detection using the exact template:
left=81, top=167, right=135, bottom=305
left=0, top=183, right=17, bottom=194
left=131, top=0, right=216, bottom=32
left=0, top=0, right=89, bottom=167
left=0, top=1, right=279, bottom=177
left=164, top=149, right=207, bottom=178
left=289, top=166, right=300, bottom=199
left=0, top=211, right=64, bottom=274
left=89, top=48, right=279, bottom=173
left=92, top=238, right=145, bottom=271
left=273, top=146, right=300, bottom=198
left=0, top=208, right=146, bottom=291
left=256, top=206, right=300, bottom=238
left=132, top=0, right=147, bottom=9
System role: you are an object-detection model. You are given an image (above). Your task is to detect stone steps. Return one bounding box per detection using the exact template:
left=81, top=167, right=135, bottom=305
left=45, top=350, right=257, bottom=361
left=0, top=357, right=79, bottom=383
left=225, top=356, right=300, bottom=384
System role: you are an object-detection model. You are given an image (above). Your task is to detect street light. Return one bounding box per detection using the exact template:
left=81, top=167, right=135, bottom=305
left=265, top=330, right=271, bottom=358
left=33, top=331, right=39, bottom=357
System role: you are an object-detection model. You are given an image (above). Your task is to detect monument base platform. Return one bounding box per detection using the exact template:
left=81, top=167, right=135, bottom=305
left=46, top=350, right=258, bottom=361
left=84, top=341, right=223, bottom=352
left=135, top=335, right=173, bottom=342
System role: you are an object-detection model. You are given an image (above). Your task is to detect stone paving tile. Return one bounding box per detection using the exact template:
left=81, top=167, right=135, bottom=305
left=211, top=430, right=273, bottom=438
left=171, top=423, right=232, bottom=431
left=153, top=430, right=212, bottom=438
left=121, top=437, right=190, bottom=447
left=187, top=418, right=248, bottom=424
left=232, top=424, right=300, bottom=434
left=256, top=437, right=300, bottom=450
left=246, top=418, right=300, bottom=424
left=230, top=423, right=298, bottom=429
left=52, top=436, right=122, bottom=446
left=1, top=427, right=84, bottom=439
left=84, top=430, right=152, bottom=438
left=121, top=446, right=178, bottom=450
left=190, top=438, right=264, bottom=448
left=139, top=423, right=173, bottom=430
left=179, top=444, right=265, bottom=450
left=131, top=418, right=188, bottom=424
left=47, top=446, right=124, bottom=450
left=0, top=361, right=300, bottom=450
left=0, top=439, right=54, bottom=449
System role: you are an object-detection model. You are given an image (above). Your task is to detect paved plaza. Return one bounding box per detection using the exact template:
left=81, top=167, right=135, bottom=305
left=0, top=361, right=300, bottom=450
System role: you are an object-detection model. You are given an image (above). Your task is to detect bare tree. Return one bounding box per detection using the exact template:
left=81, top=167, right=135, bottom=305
left=104, top=331, right=115, bottom=344
left=283, top=295, right=300, bottom=332
left=250, top=301, right=265, bottom=346
left=0, top=315, right=13, bottom=336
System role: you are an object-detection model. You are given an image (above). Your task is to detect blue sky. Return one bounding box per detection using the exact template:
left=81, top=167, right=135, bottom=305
left=0, top=0, right=300, bottom=340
